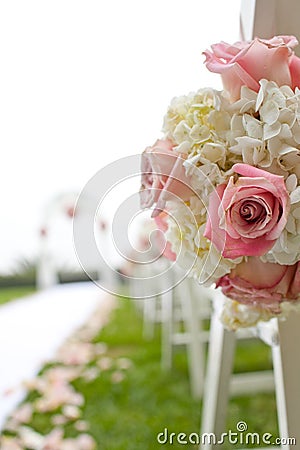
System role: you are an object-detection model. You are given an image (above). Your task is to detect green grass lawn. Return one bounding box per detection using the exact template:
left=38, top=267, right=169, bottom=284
left=1, top=296, right=278, bottom=449
left=86, top=300, right=277, bottom=449
left=0, top=286, right=35, bottom=306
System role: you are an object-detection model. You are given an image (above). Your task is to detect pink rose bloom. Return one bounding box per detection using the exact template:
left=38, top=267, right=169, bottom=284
left=154, top=213, right=176, bottom=261
left=140, top=139, right=193, bottom=217
left=204, top=164, right=289, bottom=259
left=217, top=257, right=300, bottom=312
left=203, top=35, right=300, bottom=101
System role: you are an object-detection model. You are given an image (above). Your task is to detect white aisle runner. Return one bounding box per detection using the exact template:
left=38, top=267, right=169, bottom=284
left=0, top=282, right=108, bottom=431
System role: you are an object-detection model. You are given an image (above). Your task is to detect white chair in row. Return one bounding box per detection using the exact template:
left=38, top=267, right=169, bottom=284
left=160, top=274, right=212, bottom=399
left=128, top=256, right=171, bottom=340
left=129, top=259, right=212, bottom=399
left=200, top=290, right=300, bottom=450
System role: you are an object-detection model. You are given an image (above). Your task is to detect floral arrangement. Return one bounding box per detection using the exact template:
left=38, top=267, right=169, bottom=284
left=140, top=36, right=300, bottom=329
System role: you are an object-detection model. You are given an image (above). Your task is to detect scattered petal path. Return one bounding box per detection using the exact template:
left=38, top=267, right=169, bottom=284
left=0, top=282, right=116, bottom=433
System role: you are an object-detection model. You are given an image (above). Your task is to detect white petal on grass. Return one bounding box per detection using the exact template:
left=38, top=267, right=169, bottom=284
left=18, top=427, right=44, bottom=449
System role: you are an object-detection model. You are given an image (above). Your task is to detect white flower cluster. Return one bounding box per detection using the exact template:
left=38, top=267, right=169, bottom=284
left=163, top=87, right=230, bottom=156
left=163, top=88, right=236, bottom=193
left=221, top=296, right=300, bottom=330
left=162, top=88, right=243, bottom=283
left=220, top=298, right=274, bottom=330
left=164, top=197, right=241, bottom=286
left=161, top=80, right=300, bottom=281
left=230, top=81, right=300, bottom=176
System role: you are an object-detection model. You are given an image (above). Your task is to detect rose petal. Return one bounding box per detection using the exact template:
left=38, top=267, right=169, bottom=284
left=231, top=257, right=290, bottom=289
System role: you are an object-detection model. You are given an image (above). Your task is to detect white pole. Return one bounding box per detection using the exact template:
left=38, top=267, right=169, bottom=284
left=240, top=1, right=300, bottom=447
left=240, top=0, right=300, bottom=56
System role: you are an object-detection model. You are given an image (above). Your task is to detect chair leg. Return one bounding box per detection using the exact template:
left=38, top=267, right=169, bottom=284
left=200, top=307, right=236, bottom=450
left=272, top=313, right=300, bottom=448
left=179, top=282, right=206, bottom=399
left=160, top=289, right=173, bottom=371
left=143, top=297, right=156, bottom=340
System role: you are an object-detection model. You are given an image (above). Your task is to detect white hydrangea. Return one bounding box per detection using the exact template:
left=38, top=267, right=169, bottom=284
left=159, top=78, right=300, bottom=316
left=183, top=159, right=226, bottom=201
left=162, top=88, right=232, bottom=160
left=220, top=298, right=274, bottom=331
left=164, top=198, right=241, bottom=286
left=229, top=80, right=300, bottom=179
left=221, top=297, right=300, bottom=331
left=262, top=183, right=300, bottom=265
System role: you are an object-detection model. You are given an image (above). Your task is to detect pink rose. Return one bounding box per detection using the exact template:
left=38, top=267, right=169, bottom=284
left=217, top=257, right=300, bottom=312
left=140, top=139, right=193, bottom=217
left=154, top=213, right=176, bottom=261
left=203, top=36, right=300, bottom=101
left=204, top=164, right=289, bottom=259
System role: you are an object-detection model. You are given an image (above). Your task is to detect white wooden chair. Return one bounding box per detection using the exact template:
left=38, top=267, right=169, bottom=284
left=200, top=291, right=300, bottom=449
left=158, top=270, right=273, bottom=401
left=160, top=275, right=275, bottom=401
left=130, top=259, right=212, bottom=399
left=128, top=253, right=172, bottom=340
left=160, top=274, right=212, bottom=399
left=141, top=259, right=170, bottom=341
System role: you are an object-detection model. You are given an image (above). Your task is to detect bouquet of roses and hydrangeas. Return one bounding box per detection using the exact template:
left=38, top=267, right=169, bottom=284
left=140, top=36, right=300, bottom=330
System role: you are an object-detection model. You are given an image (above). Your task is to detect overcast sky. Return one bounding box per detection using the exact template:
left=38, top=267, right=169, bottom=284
left=0, top=0, right=241, bottom=273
